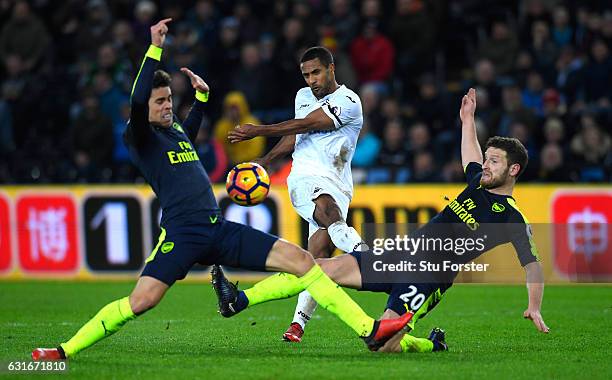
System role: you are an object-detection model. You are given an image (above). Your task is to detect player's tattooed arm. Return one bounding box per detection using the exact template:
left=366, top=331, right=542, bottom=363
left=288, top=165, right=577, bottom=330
left=523, top=261, right=550, bottom=333
left=228, top=108, right=334, bottom=142
left=460, top=88, right=483, bottom=169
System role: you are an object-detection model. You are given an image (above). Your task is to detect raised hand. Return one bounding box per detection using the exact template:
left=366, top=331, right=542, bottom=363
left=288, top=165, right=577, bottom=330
left=150, top=18, right=172, bottom=48
left=180, top=67, right=210, bottom=93
left=459, top=88, right=477, bottom=123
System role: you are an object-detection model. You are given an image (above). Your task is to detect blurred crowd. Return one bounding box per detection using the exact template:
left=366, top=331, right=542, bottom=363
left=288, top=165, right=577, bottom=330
left=0, top=0, right=610, bottom=184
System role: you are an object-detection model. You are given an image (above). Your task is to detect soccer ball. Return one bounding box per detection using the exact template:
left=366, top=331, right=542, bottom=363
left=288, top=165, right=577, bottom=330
left=226, top=162, right=270, bottom=206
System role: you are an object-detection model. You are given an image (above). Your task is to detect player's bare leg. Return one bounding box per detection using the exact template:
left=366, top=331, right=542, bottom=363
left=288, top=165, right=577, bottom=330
left=312, top=194, right=366, bottom=253
left=316, top=254, right=363, bottom=288
left=211, top=239, right=413, bottom=351
left=33, top=277, right=169, bottom=360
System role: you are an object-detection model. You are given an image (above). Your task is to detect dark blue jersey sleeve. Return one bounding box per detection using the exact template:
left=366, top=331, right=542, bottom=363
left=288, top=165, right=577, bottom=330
left=125, top=45, right=163, bottom=145
left=464, top=162, right=483, bottom=185
left=182, top=99, right=207, bottom=142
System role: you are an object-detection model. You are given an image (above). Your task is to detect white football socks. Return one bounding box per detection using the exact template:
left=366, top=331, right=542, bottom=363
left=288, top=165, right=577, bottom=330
left=291, top=221, right=367, bottom=331
left=327, top=220, right=365, bottom=253
left=292, top=290, right=318, bottom=329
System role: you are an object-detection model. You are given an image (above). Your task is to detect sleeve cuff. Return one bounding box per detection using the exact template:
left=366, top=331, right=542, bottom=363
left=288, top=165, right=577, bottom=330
left=195, top=90, right=209, bottom=103
left=146, top=44, right=163, bottom=61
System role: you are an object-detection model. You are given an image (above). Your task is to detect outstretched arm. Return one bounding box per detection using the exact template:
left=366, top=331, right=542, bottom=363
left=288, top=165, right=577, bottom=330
left=228, top=108, right=334, bottom=143
left=524, top=261, right=550, bottom=333
left=460, top=88, right=483, bottom=169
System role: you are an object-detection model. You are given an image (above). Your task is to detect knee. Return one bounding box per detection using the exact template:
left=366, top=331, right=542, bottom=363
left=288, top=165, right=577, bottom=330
left=292, top=247, right=315, bottom=277
left=129, top=292, right=161, bottom=315
left=316, top=258, right=338, bottom=281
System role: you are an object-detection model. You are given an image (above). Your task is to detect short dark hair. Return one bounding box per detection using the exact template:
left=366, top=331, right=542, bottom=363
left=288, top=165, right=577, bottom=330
left=485, top=136, right=529, bottom=178
left=300, top=46, right=334, bottom=67
left=153, top=70, right=171, bottom=89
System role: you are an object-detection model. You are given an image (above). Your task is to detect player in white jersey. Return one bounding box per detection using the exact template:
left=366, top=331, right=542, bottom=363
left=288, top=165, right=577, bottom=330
left=228, top=46, right=367, bottom=342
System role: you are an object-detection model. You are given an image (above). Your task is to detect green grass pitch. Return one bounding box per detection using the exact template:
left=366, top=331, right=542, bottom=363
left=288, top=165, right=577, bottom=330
left=1, top=281, right=610, bottom=379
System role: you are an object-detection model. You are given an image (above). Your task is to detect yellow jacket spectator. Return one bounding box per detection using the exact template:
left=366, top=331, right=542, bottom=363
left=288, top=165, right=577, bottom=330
left=214, top=91, right=265, bottom=165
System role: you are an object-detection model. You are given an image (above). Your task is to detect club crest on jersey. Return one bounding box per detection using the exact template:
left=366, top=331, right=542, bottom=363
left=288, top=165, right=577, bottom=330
left=330, top=105, right=341, bottom=117
left=172, top=122, right=184, bottom=133
left=492, top=202, right=506, bottom=213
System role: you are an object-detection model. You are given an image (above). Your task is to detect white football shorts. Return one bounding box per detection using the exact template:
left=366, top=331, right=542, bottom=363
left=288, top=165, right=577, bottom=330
left=286, top=174, right=351, bottom=238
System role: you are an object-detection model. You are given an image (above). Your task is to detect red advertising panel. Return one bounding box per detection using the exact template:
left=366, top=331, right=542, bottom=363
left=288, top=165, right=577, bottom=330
left=552, top=192, right=612, bottom=278
left=16, top=195, right=79, bottom=272
left=0, top=194, right=11, bottom=271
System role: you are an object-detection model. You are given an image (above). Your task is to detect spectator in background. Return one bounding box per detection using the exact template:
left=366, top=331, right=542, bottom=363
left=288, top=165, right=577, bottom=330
left=70, top=93, right=114, bottom=182
left=529, top=20, right=558, bottom=78
left=405, top=122, right=431, bottom=158
left=469, top=59, right=502, bottom=108
left=541, top=88, right=564, bottom=119
left=350, top=19, right=395, bottom=89
left=359, top=83, right=385, bottom=135
left=509, top=121, right=538, bottom=181
left=513, top=50, right=535, bottom=87
left=542, top=117, right=567, bottom=150
left=377, top=119, right=409, bottom=167
left=582, top=39, right=612, bottom=104
left=232, top=42, right=277, bottom=111
left=95, top=43, right=132, bottom=90
left=360, top=0, right=383, bottom=25
left=410, top=74, right=452, bottom=133
left=188, top=0, right=219, bottom=52
left=551, top=5, right=572, bottom=49
left=492, top=83, right=537, bottom=136
left=75, top=0, right=113, bottom=60
left=519, top=0, right=552, bottom=45
left=352, top=118, right=381, bottom=168
left=233, top=1, right=260, bottom=43
left=93, top=70, right=128, bottom=125
left=478, top=20, right=519, bottom=75
left=389, top=0, right=437, bottom=93
left=570, top=115, right=611, bottom=182
left=412, top=151, right=440, bottom=182
left=329, top=0, right=359, bottom=50
left=208, top=16, right=243, bottom=113
left=112, top=102, right=135, bottom=181
left=132, top=0, right=157, bottom=45
left=165, top=22, right=206, bottom=76
left=441, top=159, right=464, bottom=183
left=214, top=91, right=265, bottom=166
left=276, top=17, right=310, bottom=108
left=538, top=143, right=571, bottom=182
left=0, top=0, right=50, bottom=71
left=555, top=46, right=583, bottom=106
left=521, top=71, right=545, bottom=117
left=112, top=20, right=141, bottom=69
